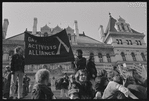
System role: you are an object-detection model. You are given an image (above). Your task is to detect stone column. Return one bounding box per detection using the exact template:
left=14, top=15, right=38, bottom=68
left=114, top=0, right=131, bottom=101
left=103, top=55, right=107, bottom=63
left=110, top=55, right=115, bottom=62
left=115, top=52, right=122, bottom=62
left=94, top=55, right=99, bottom=63
left=125, top=52, right=131, bottom=61
left=136, top=52, right=142, bottom=61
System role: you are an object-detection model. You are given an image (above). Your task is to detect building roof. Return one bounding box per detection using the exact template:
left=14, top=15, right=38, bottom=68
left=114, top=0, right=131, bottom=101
left=105, top=14, right=117, bottom=35
left=104, top=14, right=143, bottom=35
left=5, top=30, right=104, bottom=45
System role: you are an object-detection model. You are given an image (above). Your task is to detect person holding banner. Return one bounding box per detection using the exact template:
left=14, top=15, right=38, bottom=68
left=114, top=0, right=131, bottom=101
left=9, top=46, right=25, bottom=99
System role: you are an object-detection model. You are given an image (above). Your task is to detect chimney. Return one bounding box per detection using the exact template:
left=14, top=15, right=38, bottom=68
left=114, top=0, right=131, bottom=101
left=74, top=20, right=79, bottom=43
left=74, top=20, right=79, bottom=36
left=98, top=25, right=105, bottom=42
left=33, top=17, right=37, bottom=34
left=3, top=19, right=9, bottom=39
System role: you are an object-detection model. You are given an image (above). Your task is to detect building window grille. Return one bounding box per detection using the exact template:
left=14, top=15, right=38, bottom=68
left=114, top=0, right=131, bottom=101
left=98, top=53, right=103, bottom=63
left=116, top=39, right=123, bottom=44
left=129, top=40, right=132, bottom=45
left=126, top=40, right=129, bottom=45
left=121, top=52, right=126, bottom=61
left=131, top=52, right=136, bottom=61
left=106, top=54, right=111, bottom=63
left=141, top=53, right=146, bottom=61
left=139, top=40, right=142, bottom=45
left=116, top=39, right=119, bottom=44
left=119, top=39, right=123, bottom=44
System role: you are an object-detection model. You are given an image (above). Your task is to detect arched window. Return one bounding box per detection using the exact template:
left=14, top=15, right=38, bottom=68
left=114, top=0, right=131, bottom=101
left=106, top=54, right=111, bottom=63
left=121, top=52, right=126, bottom=61
left=131, top=52, right=136, bottom=61
left=98, top=53, right=103, bottom=63
left=141, top=53, right=146, bottom=61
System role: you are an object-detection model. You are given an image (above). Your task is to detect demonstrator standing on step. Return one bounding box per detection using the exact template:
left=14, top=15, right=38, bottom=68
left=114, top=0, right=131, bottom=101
left=9, top=46, right=25, bottom=99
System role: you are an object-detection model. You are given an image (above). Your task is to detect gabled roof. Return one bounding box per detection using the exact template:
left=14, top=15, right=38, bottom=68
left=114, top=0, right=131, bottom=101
left=105, top=14, right=117, bottom=35
left=41, top=24, right=51, bottom=32
left=66, top=26, right=74, bottom=32
left=5, top=30, right=104, bottom=45
left=52, top=25, right=63, bottom=33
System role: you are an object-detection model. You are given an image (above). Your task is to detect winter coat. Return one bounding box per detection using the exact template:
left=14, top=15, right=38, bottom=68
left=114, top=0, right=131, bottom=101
left=60, top=77, right=69, bottom=89
left=10, top=54, right=25, bottom=73
left=75, top=56, right=86, bottom=71
left=86, top=61, right=97, bottom=80
left=31, top=83, right=54, bottom=99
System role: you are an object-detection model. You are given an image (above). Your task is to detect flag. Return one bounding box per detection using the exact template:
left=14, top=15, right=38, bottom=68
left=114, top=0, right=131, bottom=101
left=24, top=29, right=74, bottom=65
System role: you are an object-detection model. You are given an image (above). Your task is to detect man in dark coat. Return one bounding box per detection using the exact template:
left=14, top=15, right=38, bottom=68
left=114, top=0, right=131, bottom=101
left=72, top=49, right=86, bottom=73
left=86, top=56, right=97, bottom=80
left=9, top=46, right=25, bottom=99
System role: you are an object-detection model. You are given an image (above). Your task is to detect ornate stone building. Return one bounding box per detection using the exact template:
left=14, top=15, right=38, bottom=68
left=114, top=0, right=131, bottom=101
left=2, top=14, right=147, bottom=80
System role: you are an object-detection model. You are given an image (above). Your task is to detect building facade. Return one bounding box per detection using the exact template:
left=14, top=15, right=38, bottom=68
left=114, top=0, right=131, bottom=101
left=2, top=14, right=147, bottom=80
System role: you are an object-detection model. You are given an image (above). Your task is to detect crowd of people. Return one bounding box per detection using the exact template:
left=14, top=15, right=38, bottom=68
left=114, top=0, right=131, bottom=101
left=2, top=46, right=147, bottom=99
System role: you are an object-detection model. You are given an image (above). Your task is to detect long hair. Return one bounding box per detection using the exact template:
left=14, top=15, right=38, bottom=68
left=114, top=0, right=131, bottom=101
left=35, top=69, right=50, bottom=83
left=75, top=69, right=88, bottom=82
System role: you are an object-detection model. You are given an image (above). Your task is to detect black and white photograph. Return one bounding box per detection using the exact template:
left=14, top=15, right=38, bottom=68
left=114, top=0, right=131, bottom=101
left=2, top=2, right=147, bottom=99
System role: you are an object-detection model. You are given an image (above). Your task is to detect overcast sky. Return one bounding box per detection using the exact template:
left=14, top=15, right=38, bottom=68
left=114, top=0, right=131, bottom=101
left=2, top=2, right=147, bottom=43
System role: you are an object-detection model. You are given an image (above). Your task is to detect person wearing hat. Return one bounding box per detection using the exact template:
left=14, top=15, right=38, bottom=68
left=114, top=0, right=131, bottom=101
left=3, top=65, right=12, bottom=99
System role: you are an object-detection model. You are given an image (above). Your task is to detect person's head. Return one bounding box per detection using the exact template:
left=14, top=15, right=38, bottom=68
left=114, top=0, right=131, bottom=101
left=14, top=46, right=23, bottom=55
left=76, top=49, right=83, bottom=57
left=113, top=75, right=123, bottom=84
left=75, top=69, right=88, bottom=83
left=5, top=65, right=10, bottom=71
left=113, top=66, right=118, bottom=70
left=88, top=56, right=94, bottom=62
left=35, top=69, right=50, bottom=85
left=64, top=73, right=68, bottom=78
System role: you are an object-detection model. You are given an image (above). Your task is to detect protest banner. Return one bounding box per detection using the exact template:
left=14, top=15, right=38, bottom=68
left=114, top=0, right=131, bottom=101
left=24, top=29, right=74, bottom=65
